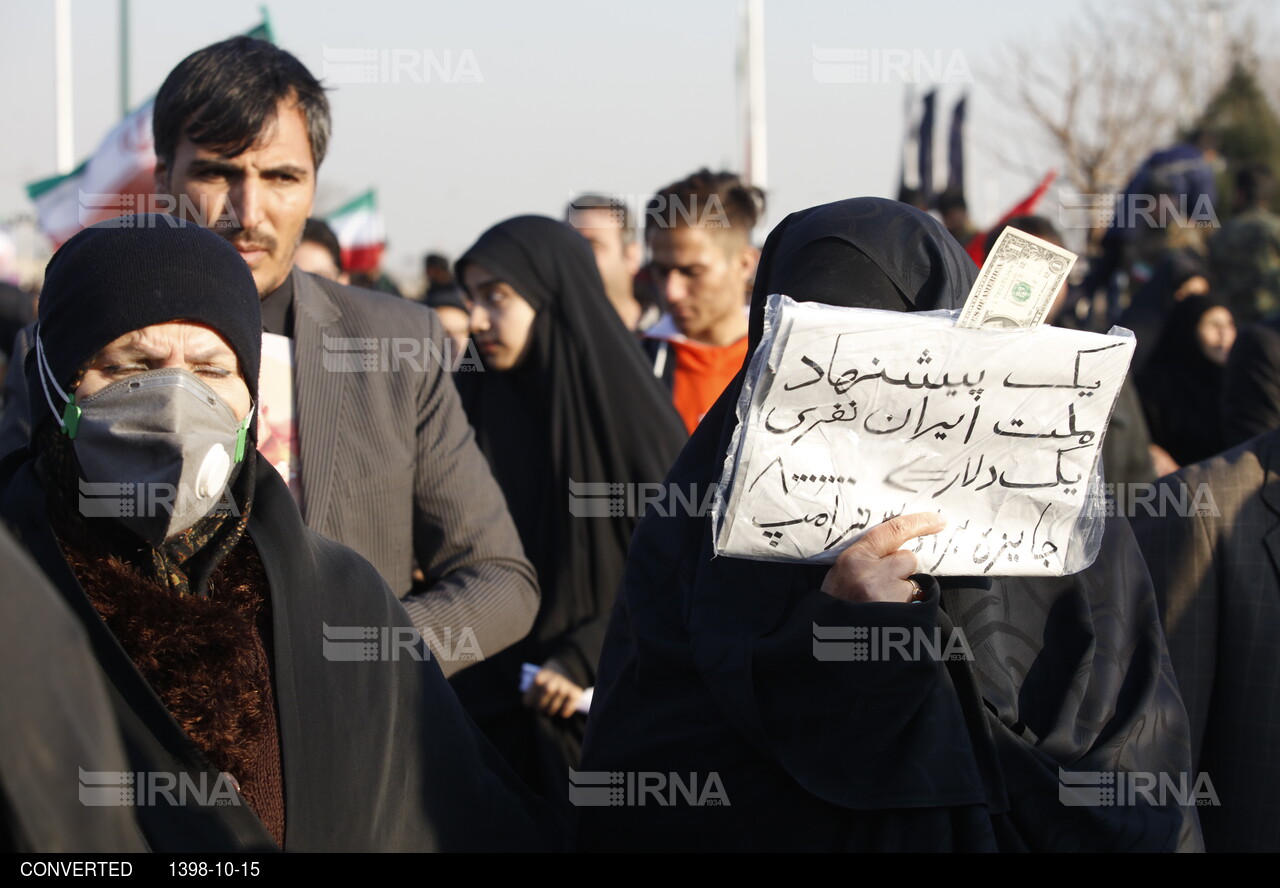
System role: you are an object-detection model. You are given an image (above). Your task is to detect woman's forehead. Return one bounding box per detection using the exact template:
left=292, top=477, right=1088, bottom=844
left=94, top=322, right=239, bottom=362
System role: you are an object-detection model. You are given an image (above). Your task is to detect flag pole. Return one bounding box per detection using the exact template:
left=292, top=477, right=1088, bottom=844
left=119, top=0, right=130, bottom=118
left=54, top=0, right=74, bottom=174
left=744, top=0, right=767, bottom=190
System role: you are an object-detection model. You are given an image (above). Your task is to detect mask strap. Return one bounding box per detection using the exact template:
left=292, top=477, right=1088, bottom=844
left=234, top=403, right=255, bottom=463
left=34, top=327, right=81, bottom=438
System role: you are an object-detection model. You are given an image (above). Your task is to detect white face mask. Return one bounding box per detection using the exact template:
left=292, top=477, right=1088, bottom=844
left=36, top=334, right=253, bottom=545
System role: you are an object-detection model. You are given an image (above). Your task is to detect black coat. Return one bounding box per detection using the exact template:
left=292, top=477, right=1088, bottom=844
left=1222, top=315, right=1280, bottom=447
left=0, top=455, right=566, bottom=852
left=1130, top=430, right=1280, bottom=852
left=0, top=523, right=147, bottom=852
left=578, top=198, right=1202, bottom=852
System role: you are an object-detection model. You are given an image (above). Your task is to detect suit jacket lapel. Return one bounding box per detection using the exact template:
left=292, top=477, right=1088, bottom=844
left=292, top=269, right=344, bottom=532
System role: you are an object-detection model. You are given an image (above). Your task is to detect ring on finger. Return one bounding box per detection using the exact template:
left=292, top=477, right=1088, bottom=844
left=906, top=577, right=925, bottom=603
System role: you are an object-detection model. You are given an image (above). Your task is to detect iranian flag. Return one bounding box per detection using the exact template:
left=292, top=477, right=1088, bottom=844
left=327, top=189, right=385, bottom=274
left=26, top=100, right=157, bottom=246
left=25, top=17, right=274, bottom=247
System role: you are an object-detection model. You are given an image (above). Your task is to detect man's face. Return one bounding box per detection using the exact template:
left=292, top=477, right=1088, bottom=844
left=647, top=226, right=754, bottom=342
left=566, top=207, right=641, bottom=304
left=156, top=98, right=316, bottom=296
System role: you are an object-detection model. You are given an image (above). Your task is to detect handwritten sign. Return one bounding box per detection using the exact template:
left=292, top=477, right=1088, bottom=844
left=713, top=295, right=1135, bottom=576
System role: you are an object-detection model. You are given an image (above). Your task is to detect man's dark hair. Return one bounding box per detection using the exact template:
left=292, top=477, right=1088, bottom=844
left=424, top=253, right=452, bottom=274
left=984, top=215, right=1063, bottom=256
left=1235, top=163, right=1274, bottom=209
left=153, top=36, right=331, bottom=169
left=567, top=194, right=635, bottom=245
left=645, top=169, right=765, bottom=240
left=302, top=218, right=343, bottom=272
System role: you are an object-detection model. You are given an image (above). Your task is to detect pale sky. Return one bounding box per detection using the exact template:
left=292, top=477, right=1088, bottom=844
left=2, top=0, right=1274, bottom=287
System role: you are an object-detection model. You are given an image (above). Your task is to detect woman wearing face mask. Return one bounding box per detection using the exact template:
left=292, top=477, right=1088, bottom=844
left=449, top=216, right=686, bottom=811
left=0, top=217, right=563, bottom=852
left=1137, top=294, right=1237, bottom=470
left=577, top=198, right=1202, bottom=852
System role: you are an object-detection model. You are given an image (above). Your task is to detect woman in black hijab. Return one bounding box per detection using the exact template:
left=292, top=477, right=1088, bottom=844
left=1137, top=293, right=1237, bottom=468
left=1118, top=248, right=1211, bottom=373
left=578, top=198, right=1201, bottom=852
left=450, top=216, right=686, bottom=808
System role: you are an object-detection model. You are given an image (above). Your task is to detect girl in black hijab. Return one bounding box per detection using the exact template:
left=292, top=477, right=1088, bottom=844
left=578, top=198, right=1201, bottom=852
left=1137, top=293, right=1237, bottom=468
left=451, top=216, right=686, bottom=808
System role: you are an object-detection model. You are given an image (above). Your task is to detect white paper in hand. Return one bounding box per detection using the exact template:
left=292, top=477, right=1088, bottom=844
left=712, top=295, right=1135, bottom=576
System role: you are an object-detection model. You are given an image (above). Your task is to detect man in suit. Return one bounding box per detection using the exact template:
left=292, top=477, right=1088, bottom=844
left=1129, top=430, right=1280, bottom=852
left=150, top=36, right=537, bottom=676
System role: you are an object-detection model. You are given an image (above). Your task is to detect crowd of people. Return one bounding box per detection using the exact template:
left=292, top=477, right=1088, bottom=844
left=1, top=33, right=1278, bottom=854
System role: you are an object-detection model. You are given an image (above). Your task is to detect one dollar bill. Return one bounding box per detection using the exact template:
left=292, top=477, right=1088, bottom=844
left=956, top=227, right=1078, bottom=329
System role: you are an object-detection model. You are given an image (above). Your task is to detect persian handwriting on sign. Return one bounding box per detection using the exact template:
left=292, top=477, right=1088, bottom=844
left=713, top=295, right=1134, bottom=576
left=955, top=227, right=1078, bottom=330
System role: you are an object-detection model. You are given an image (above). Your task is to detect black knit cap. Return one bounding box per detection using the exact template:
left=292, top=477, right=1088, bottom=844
left=28, top=214, right=262, bottom=433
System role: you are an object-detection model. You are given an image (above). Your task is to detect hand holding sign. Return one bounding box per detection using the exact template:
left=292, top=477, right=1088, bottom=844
left=821, top=512, right=946, bottom=603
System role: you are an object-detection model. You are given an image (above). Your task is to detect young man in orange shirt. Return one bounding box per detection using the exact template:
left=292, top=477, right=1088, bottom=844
left=642, top=169, right=765, bottom=433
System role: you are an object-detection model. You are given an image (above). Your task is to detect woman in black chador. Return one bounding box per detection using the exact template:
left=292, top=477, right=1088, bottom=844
left=1137, top=293, right=1236, bottom=469
left=578, top=198, right=1202, bottom=852
left=450, top=216, right=686, bottom=811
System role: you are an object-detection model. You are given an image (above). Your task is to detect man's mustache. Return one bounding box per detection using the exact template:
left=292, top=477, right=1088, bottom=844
left=218, top=228, right=278, bottom=254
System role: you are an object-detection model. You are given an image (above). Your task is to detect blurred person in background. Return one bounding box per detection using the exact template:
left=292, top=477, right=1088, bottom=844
left=422, top=253, right=472, bottom=368
left=565, top=194, right=656, bottom=332
left=292, top=217, right=348, bottom=284
left=1209, top=164, right=1280, bottom=326
left=1137, top=294, right=1236, bottom=470
left=642, top=169, right=764, bottom=433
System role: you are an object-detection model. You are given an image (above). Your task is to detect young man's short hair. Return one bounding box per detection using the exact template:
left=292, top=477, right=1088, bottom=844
left=645, top=169, right=765, bottom=244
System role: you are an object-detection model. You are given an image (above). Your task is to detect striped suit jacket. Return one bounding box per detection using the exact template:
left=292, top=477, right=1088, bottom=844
left=290, top=269, right=538, bottom=676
